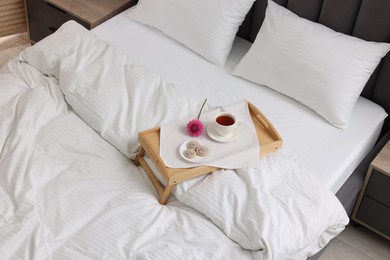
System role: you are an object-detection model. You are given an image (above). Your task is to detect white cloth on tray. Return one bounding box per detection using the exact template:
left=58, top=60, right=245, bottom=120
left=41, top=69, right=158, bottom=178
left=160, top=100, right=260, bottom=169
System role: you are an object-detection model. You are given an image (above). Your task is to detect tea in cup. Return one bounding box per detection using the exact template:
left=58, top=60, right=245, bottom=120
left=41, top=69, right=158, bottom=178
left=214, top=112, right=240, bottom=136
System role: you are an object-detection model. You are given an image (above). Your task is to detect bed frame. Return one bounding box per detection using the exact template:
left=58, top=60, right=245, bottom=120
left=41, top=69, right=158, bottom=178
left=237, top=1, right=390, bottom=258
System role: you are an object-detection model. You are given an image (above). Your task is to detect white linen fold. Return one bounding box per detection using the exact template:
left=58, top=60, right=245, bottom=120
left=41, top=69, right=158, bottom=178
left=173, top=152, right=349, bottom=259
left=160, top=100, right=260, bottom=169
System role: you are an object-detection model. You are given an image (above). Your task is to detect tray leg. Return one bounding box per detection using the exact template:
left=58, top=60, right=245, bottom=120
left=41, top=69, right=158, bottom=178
left=159, top=185, right=174, bottom=205
left=137, top=154, right=173, bottom=205
left=134, top=146, right=145, bottom=166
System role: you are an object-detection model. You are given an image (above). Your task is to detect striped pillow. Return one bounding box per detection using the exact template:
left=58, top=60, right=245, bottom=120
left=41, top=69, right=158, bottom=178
left=127, top=0, right=255, bottom=66
left=233, top=0, right=390, bottom=129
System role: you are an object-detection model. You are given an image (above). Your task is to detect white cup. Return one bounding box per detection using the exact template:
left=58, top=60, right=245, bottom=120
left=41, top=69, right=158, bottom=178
left=214, top=112, right=240, bottom=136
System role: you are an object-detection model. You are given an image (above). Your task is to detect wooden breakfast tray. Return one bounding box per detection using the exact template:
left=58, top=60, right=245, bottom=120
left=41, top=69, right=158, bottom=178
left=135, top=102, right=282, bottom=204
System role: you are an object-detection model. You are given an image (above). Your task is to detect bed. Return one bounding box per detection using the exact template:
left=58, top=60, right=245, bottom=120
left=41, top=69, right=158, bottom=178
left=1, top=0, right=389, bottom=259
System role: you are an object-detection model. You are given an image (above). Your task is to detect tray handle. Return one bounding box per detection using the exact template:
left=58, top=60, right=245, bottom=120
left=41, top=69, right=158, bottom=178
left=256, top=114, right=269, bottom=129
left=248, top=102, right=282, bottom=141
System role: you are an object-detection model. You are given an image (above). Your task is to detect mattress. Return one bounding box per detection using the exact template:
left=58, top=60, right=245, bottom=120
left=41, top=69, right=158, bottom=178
left=92, top=11, right=387, bottom=193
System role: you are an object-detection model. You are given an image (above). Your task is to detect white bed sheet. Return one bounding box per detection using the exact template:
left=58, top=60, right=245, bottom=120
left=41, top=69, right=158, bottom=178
left=92, top=11, right=387, bottom=193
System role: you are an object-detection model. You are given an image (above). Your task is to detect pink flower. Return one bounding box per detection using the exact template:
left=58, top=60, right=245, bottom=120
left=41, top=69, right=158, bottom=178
left=185, top=98, right=207, bottom=137
left=186, top=119, right=204, bottom=137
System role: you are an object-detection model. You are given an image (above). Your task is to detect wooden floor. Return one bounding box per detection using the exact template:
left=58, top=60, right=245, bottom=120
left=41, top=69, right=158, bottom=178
left=0, top=33, right=389, bottom=260
left=320, top=224, right=390, bottom=260
left=0, top=32, right=30, bottom=68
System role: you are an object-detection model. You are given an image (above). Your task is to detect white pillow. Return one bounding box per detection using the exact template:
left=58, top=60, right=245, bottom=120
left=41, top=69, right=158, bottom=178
left=233, top=0, right=390, bottom=129
left=127, top=0, right=255, bottom=66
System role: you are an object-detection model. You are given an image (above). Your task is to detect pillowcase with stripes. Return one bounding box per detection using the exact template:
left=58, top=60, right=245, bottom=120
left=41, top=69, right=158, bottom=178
left=233, top=0, right=390, bottom=129
left=127, top=0, right=255, bottom=67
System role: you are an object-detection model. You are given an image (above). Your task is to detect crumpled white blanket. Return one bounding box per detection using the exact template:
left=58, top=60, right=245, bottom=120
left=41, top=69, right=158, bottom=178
left=0, top=22, right=251, bottom=260
left=174, top=152, right=349, bottom=259
left=0, top=65, right=252, bottom=260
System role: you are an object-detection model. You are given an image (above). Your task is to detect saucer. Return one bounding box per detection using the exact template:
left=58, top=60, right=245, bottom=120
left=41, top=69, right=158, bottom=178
left=179, top=140, right=211, bottom=163
left=207, top=124, right=239, bottom=143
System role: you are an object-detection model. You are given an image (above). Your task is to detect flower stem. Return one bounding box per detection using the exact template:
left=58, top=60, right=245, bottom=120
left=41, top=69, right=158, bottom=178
left=197, top=98, right=208, bottom=119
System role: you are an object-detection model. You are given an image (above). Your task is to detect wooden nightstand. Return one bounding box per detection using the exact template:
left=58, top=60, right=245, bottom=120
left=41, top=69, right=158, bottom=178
left=352, top=139, right=390, bottom=240
left=24, top=0, right=137, bottom=43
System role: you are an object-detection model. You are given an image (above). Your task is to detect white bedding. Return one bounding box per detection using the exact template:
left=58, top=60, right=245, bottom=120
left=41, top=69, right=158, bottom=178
left=0, top=26, right=252, bottom=260
left=92, top=11, right=387, bottom=194
left=0, top=21, right=350, bottom=259
left=0, top=82, right=251, bottom=260
left=173, top=154, right=348, bottom=258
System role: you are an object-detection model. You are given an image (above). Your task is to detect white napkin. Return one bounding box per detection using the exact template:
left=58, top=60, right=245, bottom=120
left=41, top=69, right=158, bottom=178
left=160, top=100, right=260, bottom=169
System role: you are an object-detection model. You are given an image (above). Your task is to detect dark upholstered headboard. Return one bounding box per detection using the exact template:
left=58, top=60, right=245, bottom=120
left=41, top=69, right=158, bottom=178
left=237, top=0, right=390, bottom=133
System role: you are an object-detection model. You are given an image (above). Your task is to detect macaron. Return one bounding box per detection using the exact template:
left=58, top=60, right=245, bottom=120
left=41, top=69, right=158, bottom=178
left=196, top=145, right=209, bottom=157
left=183, top=149, right=197, bottom=159
left=187, top=140, right=200, bottom=150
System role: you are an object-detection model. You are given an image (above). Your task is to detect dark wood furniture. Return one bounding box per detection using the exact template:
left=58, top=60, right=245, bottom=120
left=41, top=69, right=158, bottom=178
left=24, top=0, right=137, bottom=43
left=352, top=138, right=390, bottom=240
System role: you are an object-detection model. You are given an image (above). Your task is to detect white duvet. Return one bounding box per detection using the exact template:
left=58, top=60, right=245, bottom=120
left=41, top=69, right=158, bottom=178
left=174, top=155, right=348, bottom=258
left=0, top=21, right=348, bottom=260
